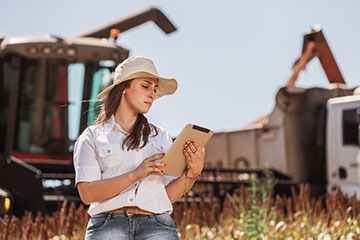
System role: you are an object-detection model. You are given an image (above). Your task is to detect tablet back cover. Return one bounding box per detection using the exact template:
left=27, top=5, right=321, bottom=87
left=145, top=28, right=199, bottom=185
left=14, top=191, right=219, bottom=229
left=161, top=124, right=214, bottom=176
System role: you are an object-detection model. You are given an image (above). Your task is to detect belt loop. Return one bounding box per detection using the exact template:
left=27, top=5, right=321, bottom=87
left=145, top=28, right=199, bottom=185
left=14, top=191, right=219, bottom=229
left=106, top=211, right=112, bottom=220
left=123, top=207, right=129, bottom=216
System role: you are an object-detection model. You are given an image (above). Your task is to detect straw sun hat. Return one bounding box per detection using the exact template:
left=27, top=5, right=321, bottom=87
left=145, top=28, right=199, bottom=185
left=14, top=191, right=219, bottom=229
left=98, top=56, right=178, bottom=99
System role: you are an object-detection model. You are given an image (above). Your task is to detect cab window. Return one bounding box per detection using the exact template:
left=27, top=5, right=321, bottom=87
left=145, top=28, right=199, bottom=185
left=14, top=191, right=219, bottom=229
left=342, top=108, right=359, bottom=146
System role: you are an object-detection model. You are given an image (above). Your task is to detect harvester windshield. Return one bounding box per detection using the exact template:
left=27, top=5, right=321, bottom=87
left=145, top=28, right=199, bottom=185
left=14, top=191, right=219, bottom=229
left=0, top=34, right=126, bottom=158
left=12, top=59, right=110, bottom=155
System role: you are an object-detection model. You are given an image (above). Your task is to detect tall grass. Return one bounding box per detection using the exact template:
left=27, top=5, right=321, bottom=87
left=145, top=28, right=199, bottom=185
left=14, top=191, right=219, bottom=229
left=1, top=175, right=360, bottom=239
left=0, top=201, right=89, bottom=240
left=172, top=177, right=360, bottom=239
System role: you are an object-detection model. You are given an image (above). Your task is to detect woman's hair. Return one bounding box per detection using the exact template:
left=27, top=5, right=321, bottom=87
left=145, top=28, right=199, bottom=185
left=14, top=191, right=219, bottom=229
left=93, top=80, right=158, bottom=150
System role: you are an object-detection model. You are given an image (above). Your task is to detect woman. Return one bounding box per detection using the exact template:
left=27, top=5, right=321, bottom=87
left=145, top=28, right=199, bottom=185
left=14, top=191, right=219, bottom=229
left=74, top=56, right=205, bottom=239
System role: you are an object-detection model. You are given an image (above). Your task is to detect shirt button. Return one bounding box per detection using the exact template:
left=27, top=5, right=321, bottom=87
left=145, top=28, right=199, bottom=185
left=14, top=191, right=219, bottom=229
left=107, top=149, right=111, bottom=153
left=129, top=198, right=134, bottom=202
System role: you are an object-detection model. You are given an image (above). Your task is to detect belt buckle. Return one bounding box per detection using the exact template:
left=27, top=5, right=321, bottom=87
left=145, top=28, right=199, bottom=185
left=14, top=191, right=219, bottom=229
left=124, top=207, right=134, bottom=216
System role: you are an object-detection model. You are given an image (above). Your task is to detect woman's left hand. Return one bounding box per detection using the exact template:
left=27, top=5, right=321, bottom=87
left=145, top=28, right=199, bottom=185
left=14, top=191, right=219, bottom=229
left=183, top=140, right=205, bottom=177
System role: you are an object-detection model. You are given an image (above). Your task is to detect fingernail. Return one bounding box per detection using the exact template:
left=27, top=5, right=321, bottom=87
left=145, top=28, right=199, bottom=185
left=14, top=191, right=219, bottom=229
left=183, top=150, right=186, bottom=153
left=161, top=170, right=164, bottom=173
left=191, top=140, right=194, bottom=144
left=164, top=164, right=167, bottom=167
left=161, top=153, right=165, bottom=157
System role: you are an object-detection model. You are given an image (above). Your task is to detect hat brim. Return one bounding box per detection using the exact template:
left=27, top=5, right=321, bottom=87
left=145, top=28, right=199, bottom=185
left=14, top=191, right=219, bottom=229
left=97, top=71, right=177, bottom=99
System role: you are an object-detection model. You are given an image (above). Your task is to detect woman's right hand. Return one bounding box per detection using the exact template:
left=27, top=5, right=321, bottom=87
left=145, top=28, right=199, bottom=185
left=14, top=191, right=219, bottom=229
left=77, top=153, right=165, bottom=204
left=129, top=153, right=166, bottom=181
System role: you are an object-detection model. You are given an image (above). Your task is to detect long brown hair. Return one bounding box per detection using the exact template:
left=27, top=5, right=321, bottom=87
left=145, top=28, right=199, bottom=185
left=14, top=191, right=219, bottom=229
left=93, top=80, right=158, bottom=150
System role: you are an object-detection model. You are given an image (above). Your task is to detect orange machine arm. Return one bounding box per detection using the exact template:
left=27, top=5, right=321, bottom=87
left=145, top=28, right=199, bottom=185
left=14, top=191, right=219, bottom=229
left=287, top=27, right=345, bottom=86
left=79, top=6, right=177, bottom=38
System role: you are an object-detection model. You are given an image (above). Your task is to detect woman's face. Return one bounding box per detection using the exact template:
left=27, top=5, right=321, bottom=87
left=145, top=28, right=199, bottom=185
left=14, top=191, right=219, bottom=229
left=122, top=77, right=159, bottom=114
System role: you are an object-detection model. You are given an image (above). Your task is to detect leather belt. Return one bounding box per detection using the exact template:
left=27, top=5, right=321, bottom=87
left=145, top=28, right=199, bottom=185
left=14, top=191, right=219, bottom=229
left=109, top=207, right=153, bottom=216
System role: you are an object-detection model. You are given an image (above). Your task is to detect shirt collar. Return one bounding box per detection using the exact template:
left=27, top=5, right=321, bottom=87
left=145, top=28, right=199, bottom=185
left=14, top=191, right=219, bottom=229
left=103, top=115, right=127, bottom=134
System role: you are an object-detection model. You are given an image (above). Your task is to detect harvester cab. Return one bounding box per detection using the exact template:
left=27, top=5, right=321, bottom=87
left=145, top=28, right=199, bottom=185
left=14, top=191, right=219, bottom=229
left=0, top=6, right=176, bottom=216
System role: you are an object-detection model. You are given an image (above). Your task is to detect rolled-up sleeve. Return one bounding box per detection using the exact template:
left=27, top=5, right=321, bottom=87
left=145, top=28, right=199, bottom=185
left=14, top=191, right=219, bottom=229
left=73, top=128, right=101, bottom=185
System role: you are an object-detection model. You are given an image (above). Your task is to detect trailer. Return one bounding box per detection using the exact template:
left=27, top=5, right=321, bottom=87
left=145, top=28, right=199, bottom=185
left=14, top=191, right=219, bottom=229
left=200, top=28, right=360, bottom=198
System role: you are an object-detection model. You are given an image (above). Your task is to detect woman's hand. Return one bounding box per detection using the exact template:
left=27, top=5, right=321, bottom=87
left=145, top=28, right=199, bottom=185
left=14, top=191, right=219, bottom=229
left=77, top=153, right=165, bottom=204
left=183, top=141, right=205, bottom=177
left=130, top=153, right=166, bottom=181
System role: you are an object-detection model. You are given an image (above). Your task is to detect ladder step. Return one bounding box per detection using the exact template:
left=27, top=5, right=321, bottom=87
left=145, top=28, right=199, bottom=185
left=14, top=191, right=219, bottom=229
left=42, top=173, right=75, bottom=179
left=43, top=195, right=80, bottom=202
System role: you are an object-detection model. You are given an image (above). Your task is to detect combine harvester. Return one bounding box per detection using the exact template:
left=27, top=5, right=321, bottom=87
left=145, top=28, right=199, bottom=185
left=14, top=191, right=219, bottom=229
left=0, top=7, right=177, bottom=216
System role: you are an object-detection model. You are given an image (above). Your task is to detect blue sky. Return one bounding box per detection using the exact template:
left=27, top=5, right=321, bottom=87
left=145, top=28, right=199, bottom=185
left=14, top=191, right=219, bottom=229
left=2, top=0, right=360, bottom=135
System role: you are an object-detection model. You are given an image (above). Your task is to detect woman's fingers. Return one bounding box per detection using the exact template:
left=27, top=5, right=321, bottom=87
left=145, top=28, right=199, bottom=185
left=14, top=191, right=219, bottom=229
left=183, top=149, right=191, bottom=161
left=133, top=153, right=166, bottom=180
left=183, top=140, right=200, bottom=158
left=184, top=141, right=198, bottom=154
left=140, top=164, right=164, bottom=178
left=150, top=166, right=159, bottom=172
left=144, top=160, right=165, bottom=173
left=145, top=153, right=165, bottom=162
left=149, top=161, right=166, bottom=168
left=192, top=141, right=201, bottom=153
left=185, top=145, right=194, bottom=156
left=150, top=165, right=164, bottom=176
left=189, top=143, right=197, bottom=154
left=182, top=141, right=205, bottom=177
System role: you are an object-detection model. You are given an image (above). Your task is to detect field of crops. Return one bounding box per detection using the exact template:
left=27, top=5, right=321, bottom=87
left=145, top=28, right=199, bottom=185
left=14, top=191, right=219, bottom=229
left=1, top=174, right=360, bottom=239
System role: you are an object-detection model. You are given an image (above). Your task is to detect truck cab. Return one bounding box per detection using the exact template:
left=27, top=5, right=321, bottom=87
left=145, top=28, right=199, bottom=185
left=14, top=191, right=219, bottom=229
left=327, top=94, right=360, bottom=196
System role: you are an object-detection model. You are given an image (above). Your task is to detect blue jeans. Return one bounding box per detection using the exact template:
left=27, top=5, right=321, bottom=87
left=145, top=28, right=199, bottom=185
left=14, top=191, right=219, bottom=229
left=85, top=212, right=179, bottom=240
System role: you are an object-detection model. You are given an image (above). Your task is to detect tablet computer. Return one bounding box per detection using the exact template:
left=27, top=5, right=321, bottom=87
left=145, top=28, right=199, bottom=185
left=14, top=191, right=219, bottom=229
left=160, top=124, right=214, bottom=176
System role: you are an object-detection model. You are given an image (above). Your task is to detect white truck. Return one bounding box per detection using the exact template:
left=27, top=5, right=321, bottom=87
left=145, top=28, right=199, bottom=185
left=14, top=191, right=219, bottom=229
left=201, top=28, right=360, bottom=197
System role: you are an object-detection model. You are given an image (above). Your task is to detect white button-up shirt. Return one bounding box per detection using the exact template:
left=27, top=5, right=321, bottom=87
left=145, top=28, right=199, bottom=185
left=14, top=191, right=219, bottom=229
left=73, top=116, right=176, bottom=216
